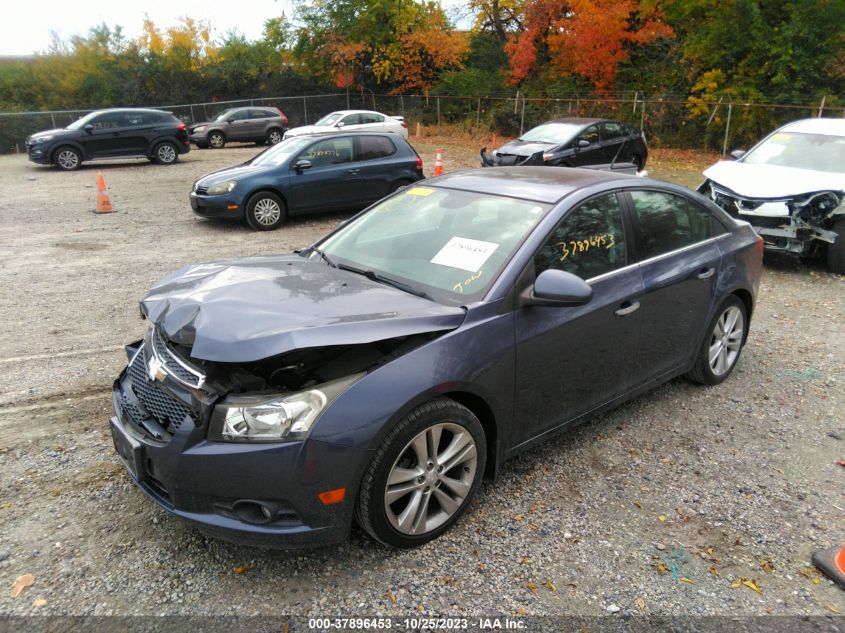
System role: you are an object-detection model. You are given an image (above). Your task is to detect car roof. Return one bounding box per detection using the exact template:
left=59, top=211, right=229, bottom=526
left=325, top=110, right=386, bottom=116
left=779, top=118, right=845, bottom=137
left=544, top=117, right=609, bottom=126
left=427, top=167, right=636, bottom=204
left=93, top=108, right=173, bottom=115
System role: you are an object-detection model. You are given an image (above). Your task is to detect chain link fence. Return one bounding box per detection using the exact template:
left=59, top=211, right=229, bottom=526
left=1, top=92, right=842, bottom=155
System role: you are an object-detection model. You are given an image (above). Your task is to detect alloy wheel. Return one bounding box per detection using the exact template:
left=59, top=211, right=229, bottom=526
left=709, top=305, right=744, bottom=377
left=267, top=130, right=282, bottom=144
left=383, top=422, right=478, bottom=536
left=209, top=133, right=225, bottom=149
left=157, top=144, right=176, bottom=163
left=252, top=198, right=282, bottom=226
left=57, top=149, right=79, bottom=170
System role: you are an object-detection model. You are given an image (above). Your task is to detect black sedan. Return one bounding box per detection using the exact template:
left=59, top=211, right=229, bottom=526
left=481, top=117, right=648, bottom=172
left=25, top=108, right=190, bottom=171
left=111, top=167, right=761, bottom=549
left=190, top=132, right=424, bottom=230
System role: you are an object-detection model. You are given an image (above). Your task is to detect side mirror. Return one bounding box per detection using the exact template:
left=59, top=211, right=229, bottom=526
left=84, top=124, right=94, bottom=133
left=577, top=139, right=591, bottom=149
left=335, top=121, right=345, bottom=128
left=520, top=269, right=593, bottom=307
left=293, top=159, right=312, bottom=171
left=729, top=149, right=746, bottom=160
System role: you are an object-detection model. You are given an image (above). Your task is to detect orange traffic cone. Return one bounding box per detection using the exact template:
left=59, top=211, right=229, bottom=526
left=433, top=149, right=444, bottom=176
left=813, top=544, right=845, bottom=589
left=491, top=133, right=498, bottom=147
left=95, top=172, right=113, bottom=214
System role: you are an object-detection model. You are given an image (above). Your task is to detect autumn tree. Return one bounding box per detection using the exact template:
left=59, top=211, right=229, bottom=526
left=503, top=0, right=673, bottom=91
left=294, top=0, right=468, bottom=93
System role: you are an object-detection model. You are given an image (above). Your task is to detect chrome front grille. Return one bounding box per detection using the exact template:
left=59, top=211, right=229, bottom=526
left=149, top=328, right=206, bottom=389
left=127, top=348, right=196, bottom=433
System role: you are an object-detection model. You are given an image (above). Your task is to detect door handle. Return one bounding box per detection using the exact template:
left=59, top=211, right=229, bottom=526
left=696, top=267, right=715, bottom=280
left=614, top=300, right=640, bottom=316
left=347, top=169, right=360, bottom=175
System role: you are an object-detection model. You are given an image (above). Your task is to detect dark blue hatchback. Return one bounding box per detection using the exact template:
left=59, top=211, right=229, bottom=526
left=190, top=132, right=424, bottom=230
left=114, top=168, right=762, bottom=549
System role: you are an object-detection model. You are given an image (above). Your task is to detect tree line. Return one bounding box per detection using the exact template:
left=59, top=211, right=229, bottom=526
left=0, top=1, right=843, bottom=118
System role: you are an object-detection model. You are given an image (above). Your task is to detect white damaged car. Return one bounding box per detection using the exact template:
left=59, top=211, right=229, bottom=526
left=699, top=118, right=845, bottom=273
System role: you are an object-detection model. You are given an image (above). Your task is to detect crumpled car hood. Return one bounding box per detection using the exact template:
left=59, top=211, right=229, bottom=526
left=141, top=255, right=466, bottom=363
left=496, top=140, right=556, bottom=157
left=704, top=161, right=845, bottom=198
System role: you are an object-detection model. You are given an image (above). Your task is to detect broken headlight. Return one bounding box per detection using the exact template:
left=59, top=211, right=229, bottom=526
left=208, top=373, right=363, bottom=442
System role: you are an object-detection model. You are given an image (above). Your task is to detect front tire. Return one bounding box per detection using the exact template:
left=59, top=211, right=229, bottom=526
left=152, top=142, right=179, bottom=165
left=208, top=131, right=226, bottom=149
left=53, top=146, right=81, bottom=171
left=245, top=191, right=285, bottom=231
left=827, top=219, right=845, bottom=274
left=686, top=295, right=747, bottom=385
left=356, top=398, right=486, bottom=548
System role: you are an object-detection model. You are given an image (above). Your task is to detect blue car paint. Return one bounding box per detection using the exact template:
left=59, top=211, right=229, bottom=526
left=112, top=167, right=762, bottom=548
left=189, top=133, right=423, bottom=223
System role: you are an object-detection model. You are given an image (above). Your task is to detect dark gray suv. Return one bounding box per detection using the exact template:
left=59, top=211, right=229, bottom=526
left=188, top=107, right=289, bottom=149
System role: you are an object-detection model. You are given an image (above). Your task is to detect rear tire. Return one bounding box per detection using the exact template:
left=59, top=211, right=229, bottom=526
left=152, top=142, right=179, bottom=165
left=827, top=219, right=845, bottom=274
left=356, top=398, right=486, bottom=548
left=266, top=128, right=283, bottom=145
left=208, top=131, right=226, bottom=149
left=686, top=295, right=747, bottom=385
left=53, top=146, right=81, bottom=171
left=245, top=191, right=285, bottom=231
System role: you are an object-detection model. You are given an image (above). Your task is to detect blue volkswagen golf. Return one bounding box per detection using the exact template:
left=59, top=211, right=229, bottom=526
left=112, top=167, right=762, bottom=549
left=189, top=132, right=424, bottom=230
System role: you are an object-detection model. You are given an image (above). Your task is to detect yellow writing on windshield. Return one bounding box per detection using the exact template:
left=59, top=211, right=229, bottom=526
left=557, top=233, right=615, bottom=261
left=452, top=270, right=483, bottom=294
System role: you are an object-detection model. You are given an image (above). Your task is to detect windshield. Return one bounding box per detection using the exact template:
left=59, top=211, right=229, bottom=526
left=314, top=113, right=344, bottom=126
left=213, top=109, right=236, bottom=122
left=743, top=131, right=845, bottom=173
left=250, top=137, right=313, bottom=167
left=66, top=112, right=100, bottom=130
left=519, top=122, right=583, bottom=144
left=316, top=186, right=549, bottom=304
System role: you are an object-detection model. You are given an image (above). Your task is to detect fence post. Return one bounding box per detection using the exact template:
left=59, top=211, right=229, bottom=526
left=722, top=101, right=733, bottom=156
left=514, top=91, right=519, bottom=114
left=476, top=98, right=481, bottom=134
left=818, top=95, right=826, bottom=118
left=50, top=113, right=56, bottom=128
left=346, top=86, right=350, bottom=110
left=303, top=97, right=308, bottom=124
left=520, top=95, right=526, bottom=136
left=189, top=105, right=195, bottom=124
left=400, top=94, right=404, bottom=117
left=437, top=97, right=441, bottom=130
left=640, top=97, right=645, bottom=132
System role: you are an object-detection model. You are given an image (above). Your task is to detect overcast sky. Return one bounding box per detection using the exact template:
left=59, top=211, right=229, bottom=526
left=0, top=1, right=470, bottom=56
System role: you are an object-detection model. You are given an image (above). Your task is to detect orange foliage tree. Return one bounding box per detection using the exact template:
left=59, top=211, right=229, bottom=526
left=505, top=0, right=673, bottom=90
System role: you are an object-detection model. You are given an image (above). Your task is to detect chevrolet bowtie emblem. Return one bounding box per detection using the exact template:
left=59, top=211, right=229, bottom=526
left=147, top=357, right=166, bottom=382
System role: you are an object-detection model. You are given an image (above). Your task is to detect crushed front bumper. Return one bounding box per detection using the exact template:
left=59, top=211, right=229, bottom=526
left=702, top=181, right=842, bottom=255
left=109, top=342, right=365, bottom=548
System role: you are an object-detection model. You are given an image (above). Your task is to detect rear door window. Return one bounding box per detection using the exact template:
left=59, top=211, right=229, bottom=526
left=341, top=114, right=361, bottom=126
left=629, top=190, right=716, bottom=258
left=360, top=113, right=385, bottom=124
left=535, top=193, right=628, bottom=280
left=357, top=136, right=396, bottom=160
left=601, top=122, right=625, bottom=140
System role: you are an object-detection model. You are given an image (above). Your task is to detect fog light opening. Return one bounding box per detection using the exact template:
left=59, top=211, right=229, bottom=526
left=232, top=500, right=273, bottom=524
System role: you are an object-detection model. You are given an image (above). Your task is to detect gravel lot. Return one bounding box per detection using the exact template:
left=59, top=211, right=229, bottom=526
left=0, top=140, right=843, bottom=619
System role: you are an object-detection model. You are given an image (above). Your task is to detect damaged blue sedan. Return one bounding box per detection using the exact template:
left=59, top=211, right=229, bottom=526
left=110, top=167, right=762, bottom=549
